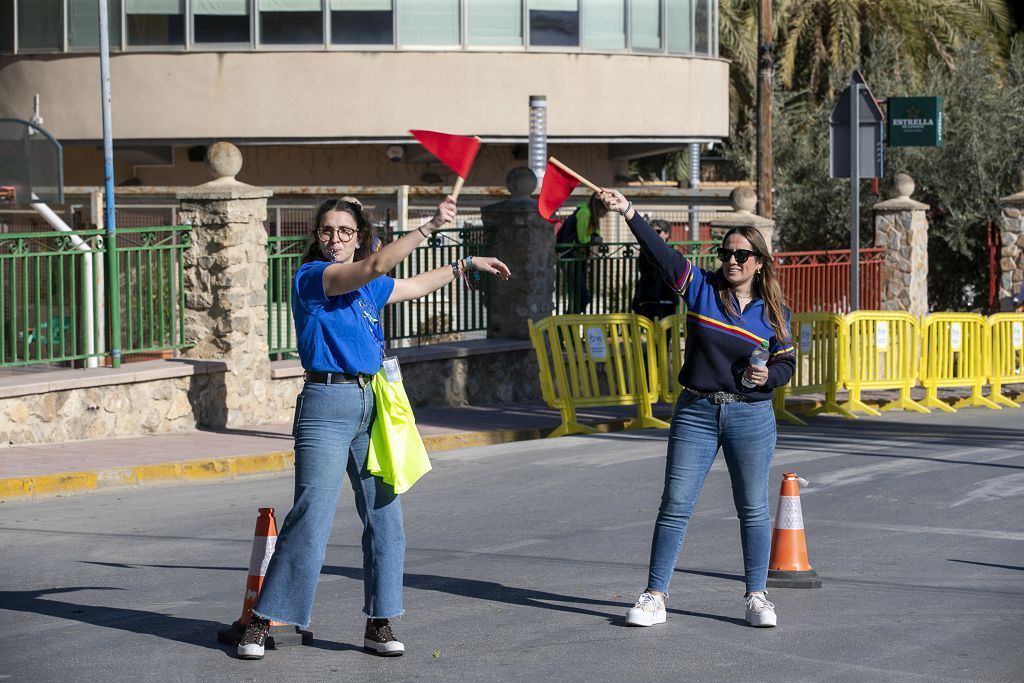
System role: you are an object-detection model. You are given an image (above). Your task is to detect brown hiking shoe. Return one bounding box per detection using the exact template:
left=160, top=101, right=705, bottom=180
left=363, top=618, right=405, bottom=656
left=237, top=615, right=271, bottom=659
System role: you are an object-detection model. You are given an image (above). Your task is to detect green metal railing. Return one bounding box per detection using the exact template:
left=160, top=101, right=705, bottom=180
left=0, top=225, right=191, bottom=368
left=267, top=226, right=494, bottom=358
left=554, top=239, right=717, bottom=315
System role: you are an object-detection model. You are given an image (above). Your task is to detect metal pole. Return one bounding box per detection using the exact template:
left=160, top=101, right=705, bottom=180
left=756, top=0, right=773, bottom=218
left=98, top=0, right=121, bottom=367
left=688, top=142, right=701, bottom=241
left=528, top=95, right=548, bottom=184
left=849, top=83, right=860, bottom=312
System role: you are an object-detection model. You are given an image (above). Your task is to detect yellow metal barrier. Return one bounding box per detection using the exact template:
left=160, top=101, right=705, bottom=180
left=655, top=313, right=686, bottom=404
left=528, top=314, right=670, bottom=438
left=773, top=312, right=855, bottom=424
left=841, top=311, right=929, bottom=416
left=919, top=313, right=1000, bottom=412
left=988, top=313, right=1024, bottom=407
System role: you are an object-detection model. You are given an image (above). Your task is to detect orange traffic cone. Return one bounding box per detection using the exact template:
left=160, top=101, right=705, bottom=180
left=217, top=508, right=311, bottom=647
left=766, top=473, right=822, bottom=588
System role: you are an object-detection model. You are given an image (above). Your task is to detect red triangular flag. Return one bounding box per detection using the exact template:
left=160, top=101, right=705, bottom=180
left=537, top=160, right=580, bottom=221
left=409, top=130, right=481, bottom=179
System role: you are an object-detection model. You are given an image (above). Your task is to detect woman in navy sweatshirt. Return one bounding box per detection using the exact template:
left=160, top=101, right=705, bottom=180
left=597, top=189, right=795, bottom=629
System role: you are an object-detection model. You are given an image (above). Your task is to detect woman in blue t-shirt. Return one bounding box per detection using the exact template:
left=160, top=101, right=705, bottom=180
left=237, top=195, right=510, bottom=660
left=596, top=189, right=795, bottom=631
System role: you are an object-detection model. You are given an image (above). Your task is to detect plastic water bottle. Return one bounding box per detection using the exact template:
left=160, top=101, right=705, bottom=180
left=741, top=341, right=770, bottom=389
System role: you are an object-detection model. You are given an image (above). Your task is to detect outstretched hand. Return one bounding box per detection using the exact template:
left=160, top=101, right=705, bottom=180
left=426, top=195, right=457, bottom=232
left=469, top=256, right=511, bottom=281
left=597, top=189, right=628, bottom=213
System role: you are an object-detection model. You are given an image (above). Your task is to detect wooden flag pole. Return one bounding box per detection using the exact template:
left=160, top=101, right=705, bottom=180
left=548, top=156, right=602, bottom=193
left=451, top=176, right=466, bottom=201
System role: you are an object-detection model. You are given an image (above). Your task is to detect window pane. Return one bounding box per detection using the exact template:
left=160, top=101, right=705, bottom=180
left=580, top=0, right=622, bottom=50
left=195, top=0, right=250, bottom=43
left=332, top=0, right=392, bottom=45
left=0, top=0, right=15, bottom=52
left=69, top=0, right=123, bottom=49
left=18, top=0, right=61, bottom=50
left=127, top=0, right=185, bottom=46
left=666, top=0, right=691, bottom=53
left=468, top=0, right=521, bottom=47
left=397, top=0, right=458, bottom=46
left=260, top=0, right=323, bottom=45
left=631, top=0, right=660, bottom=50
left=694, top=0, right=709, bottom=54
left=529, top=0, right=578, bottom=47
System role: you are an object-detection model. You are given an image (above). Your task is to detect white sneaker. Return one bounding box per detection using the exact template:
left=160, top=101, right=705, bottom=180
left=625, top=591, right=667, bottom=627
left=744, top=592, right=777, bottom=627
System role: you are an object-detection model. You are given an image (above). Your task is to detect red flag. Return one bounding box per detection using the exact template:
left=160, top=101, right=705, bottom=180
left=409, top=130, right=481, bottom=179
left=537, top=160, right=580, bottom=221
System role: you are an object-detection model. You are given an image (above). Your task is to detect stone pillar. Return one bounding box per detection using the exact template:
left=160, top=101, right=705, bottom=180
left=998, top=169, right=1024, bottom=311
left=176, top=142, right=275, bottom=428
left=709, top=187, right=776, bottom=252
left=481, top=167, right=556, bottom=338
left=873, top=172, right=930, bottom=317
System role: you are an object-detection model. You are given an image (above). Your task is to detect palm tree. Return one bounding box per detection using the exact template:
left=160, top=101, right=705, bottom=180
left=720, top=0, right=1014, bottom=105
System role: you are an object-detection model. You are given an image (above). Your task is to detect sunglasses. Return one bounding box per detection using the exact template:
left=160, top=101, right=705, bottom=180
left=716, top=247, right=757, bottom=265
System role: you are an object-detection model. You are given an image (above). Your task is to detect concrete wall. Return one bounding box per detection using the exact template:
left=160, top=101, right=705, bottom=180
left=0, top=51, right=728, bottom=142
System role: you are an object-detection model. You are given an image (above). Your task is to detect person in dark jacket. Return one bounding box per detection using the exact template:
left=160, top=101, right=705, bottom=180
left=554, top=192, right=606, bottom=314
left=630, top=218, right=680, bottom=320
left=597, top=188, right=795, bottom=631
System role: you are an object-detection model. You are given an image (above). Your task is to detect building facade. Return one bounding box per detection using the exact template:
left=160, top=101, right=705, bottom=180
left=0, top=1, right=729, bottom=189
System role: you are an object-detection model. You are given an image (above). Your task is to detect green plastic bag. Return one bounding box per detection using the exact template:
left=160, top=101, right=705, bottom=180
left=366, top=369, right=431, bottom=494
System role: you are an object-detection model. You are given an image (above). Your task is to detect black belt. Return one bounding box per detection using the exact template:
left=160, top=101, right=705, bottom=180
left=681, top=386, right=749, bottom=404
left=303, top=371, right=371, bottom=388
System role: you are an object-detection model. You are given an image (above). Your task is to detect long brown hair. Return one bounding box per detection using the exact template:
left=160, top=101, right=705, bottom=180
left=716, top=226, right=790, bottom=342
left=301, top=197, right=378, bottom=265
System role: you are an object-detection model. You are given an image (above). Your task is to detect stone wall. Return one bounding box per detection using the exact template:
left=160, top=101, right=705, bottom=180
left=999, top=188, right=1024, bottom=310
left=873, top=174, right=929, bottom=318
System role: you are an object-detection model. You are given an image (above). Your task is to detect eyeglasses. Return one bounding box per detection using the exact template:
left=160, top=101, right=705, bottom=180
left=716, top=247, right=756, bottom=265
left=318, top=226, right=359, bottom=241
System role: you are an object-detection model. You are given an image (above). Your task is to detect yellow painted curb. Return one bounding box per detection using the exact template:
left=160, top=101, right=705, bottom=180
left=0, top=450, right=296, bottom=502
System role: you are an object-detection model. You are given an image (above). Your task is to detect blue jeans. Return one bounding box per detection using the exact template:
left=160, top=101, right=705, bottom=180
left=647, top=393, right=777, bottom=594
left=253, top=382, right=405, bottom=628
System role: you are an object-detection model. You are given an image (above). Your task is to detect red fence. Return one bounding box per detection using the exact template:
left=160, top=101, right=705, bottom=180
left=774, top=248, right=883, bottom=313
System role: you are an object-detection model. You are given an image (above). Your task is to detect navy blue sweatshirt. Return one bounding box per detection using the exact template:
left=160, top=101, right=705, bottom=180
left=625, top=212, right=795, bottom=401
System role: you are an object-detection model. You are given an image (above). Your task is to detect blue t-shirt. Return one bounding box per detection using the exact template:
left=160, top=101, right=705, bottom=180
left=292, top=260, right=395, bottom=374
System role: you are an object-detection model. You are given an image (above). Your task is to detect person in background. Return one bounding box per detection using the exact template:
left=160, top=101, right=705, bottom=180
left=237, top=196, right=510, bottom=661
left=630, top=218, right=680, bottom=320
left=555, top=192, right=606, bottom=314
left=597, top=188, right=795, bottom=631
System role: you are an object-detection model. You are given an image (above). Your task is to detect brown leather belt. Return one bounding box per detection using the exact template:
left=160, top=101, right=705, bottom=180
left=303, top=371, right=371, bottom=388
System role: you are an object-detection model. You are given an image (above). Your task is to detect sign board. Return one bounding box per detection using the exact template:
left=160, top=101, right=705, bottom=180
left=0, top=118, right=64, bottom=204
left=1012, top=322, right=1022, bottom=350
left=586, top=327, right=607, bottom=361
left=887, top=97, right=943, bottom=147
left=949, top=322, right=962, bottom=352
left=829, top=72, right=884, bottom=179
left=800, top=323, right=813, bottom=354
left=875, top=321, right=889, bottom=351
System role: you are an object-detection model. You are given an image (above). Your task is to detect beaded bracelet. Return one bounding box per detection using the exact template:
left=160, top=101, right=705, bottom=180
left=619, top=200, right=633, bottom=216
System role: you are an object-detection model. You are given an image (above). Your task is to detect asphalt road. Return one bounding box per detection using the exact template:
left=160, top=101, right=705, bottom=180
left=2, top=408, right=1023, bottom=682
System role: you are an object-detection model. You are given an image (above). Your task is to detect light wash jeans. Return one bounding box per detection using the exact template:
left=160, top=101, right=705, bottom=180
left=253, top=381, right=405, bottom=628
left=647, top=393, right=777, bottom=595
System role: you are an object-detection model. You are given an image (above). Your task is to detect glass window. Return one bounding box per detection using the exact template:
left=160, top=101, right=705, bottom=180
left=0, top=0, right=14, bottom=53
left=694, top=0, right=709, bottom=54
left=666, top=0, right=691, bottom=53
left=631, top=0, right=660, bottom=50
left=580, top=0, right=623, bottom=50
left=467, top=0, right=521, bottom=47
left=17, top=0, right=62, bottom=51
left=397, top=0, right=458, bottom=46
left=126, top=0, right=185, bottom=47
left=332, top=0, right=392, bottom=45
left=529, top=0, right=577, bottom=47
left=68, top=0, right=123, bottom=50
left=194, top=0, right=250, bottom=44
left=260, top=0, right=323, bottom=45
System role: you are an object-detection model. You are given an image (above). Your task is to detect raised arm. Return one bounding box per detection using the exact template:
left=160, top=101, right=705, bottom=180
left=388, top=256, right=510, bottom=304
left=322, top=196, right=457, bottom=297
left=597, top=189, right=697, bottom=296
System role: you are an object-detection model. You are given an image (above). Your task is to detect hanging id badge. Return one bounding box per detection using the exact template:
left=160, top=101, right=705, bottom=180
left=382, top=355, right=402, bottom=383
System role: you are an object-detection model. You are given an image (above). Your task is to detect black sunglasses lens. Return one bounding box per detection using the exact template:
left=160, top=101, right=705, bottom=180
left=717, top=248, right=753, bottom=264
